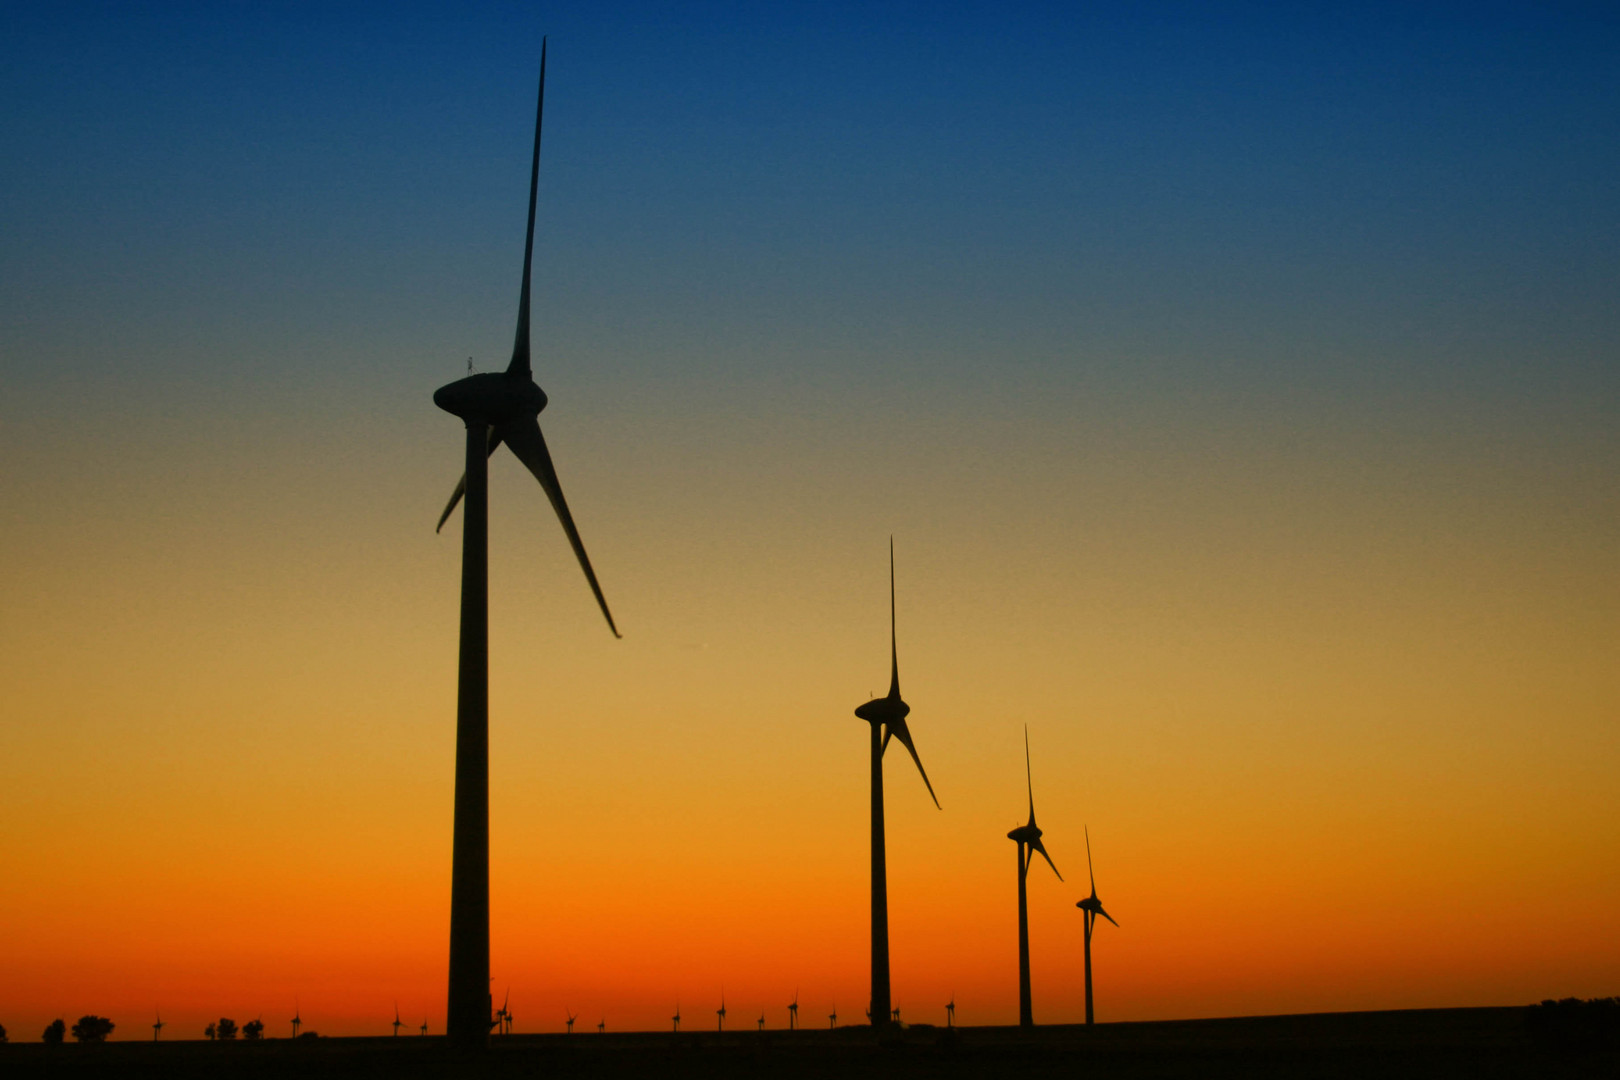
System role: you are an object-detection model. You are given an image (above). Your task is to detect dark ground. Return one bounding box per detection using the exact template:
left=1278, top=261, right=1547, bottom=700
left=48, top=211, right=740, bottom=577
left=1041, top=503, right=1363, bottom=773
left=4, top=1008, right=1615, bottom=1078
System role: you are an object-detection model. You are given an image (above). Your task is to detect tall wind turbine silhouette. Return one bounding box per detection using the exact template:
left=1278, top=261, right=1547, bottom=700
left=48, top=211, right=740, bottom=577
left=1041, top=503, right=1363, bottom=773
left=393, top=1004, right=406, bottom=1037
left=716, top=994, right=726, bottom=1032
left=671, top=1004, right=681, bottom=1033
left=432, top=38, right=620, bottom=1050
left=565, top=1009, right=576, bottom=1035
left=945, top=995, right=955, bottom=1028
left=420, top=1017, right=429, bottom=1036
left=853, top=539, right=940, bottom=1028
left=1076, top=826, right=1119, bottom=1026
left=1007, top=727, right=1062, bottom=1027
left=290, top=1002, right=300, bottom=1039
left=152, top=1012, right=163, bottom=1042
left=787, top=990, right=798, bottom=1031
left=828, top=1006, right=837, bottom=1029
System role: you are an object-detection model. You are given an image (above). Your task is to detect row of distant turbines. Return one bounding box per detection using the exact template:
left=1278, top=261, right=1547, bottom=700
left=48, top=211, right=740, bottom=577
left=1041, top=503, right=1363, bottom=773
left=428, top=41, right=1118, bottom=1047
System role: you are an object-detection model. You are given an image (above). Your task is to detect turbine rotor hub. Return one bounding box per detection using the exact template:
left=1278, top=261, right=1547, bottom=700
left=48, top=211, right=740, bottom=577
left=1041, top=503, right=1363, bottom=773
left=434, top=371, right=547, bottom=425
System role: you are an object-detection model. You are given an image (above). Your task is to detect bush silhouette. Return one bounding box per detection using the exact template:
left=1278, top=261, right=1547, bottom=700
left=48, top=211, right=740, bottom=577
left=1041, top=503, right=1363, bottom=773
left=0, top=1022, right=8, bottom=1043
left=243, top=1019, right=264, bottom=1040
left=43, top=1019, right=66, bottom=1045
left=216, top=1018, right=238, bottom=1040
left=71, top=1016, right=114, bottom=1043
left=205, top=1023, right=216, bottom=1040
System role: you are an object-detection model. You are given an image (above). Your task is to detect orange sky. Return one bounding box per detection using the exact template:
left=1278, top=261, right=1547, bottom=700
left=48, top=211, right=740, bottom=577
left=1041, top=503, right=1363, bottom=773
left=2, top=376, right=1614, bottom=1039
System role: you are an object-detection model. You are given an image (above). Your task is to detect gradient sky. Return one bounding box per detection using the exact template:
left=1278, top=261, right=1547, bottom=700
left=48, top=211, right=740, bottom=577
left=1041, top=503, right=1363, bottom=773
left=2, top=1, right=1616, bottom=1041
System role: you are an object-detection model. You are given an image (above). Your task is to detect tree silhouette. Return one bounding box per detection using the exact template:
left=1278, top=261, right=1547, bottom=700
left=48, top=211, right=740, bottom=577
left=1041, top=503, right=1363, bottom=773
left=205, top=1023, right=216, bottom=1040
left=71, top=1016, right=114, bottom=1042
left=216, top=1018, right=238, bottom=1040
left=243, top=1019, right=264, bottom=1040
left=43, top=1019, right=66, bottom=1044
left=0, top=1021, right=8, bottom=1042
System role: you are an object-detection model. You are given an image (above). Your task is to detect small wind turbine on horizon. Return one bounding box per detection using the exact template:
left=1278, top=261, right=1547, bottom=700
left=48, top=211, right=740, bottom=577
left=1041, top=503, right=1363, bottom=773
left=716, top=993, right=726, bottom=1032
left=597, top=1018, right=605, bottom=1034
left=946, top=995, right=955, bottom=1028
left=496, top=989, right=512, bottom=1035
left=788, top=990, right=798, bottom=1031
left=828, top=1006, right=837, bottom=1029
left=420, top=1017, right=429, bottom=1036
left=565, top=1009, right=576, bottom=1035
left=1076, top=826, right=1120, bottom=1026
left=1008, top=727, right=1062, bottom=1028
left=756, top=1010, right=765, bottom=1031
left=672, top=1004, right=681, bottom=1032
left=393, top=1004, right=407, bottom=1037
left=291, top=1001, right=300, bottom=1040
left=432, top=37, right=621, bottom=1051
left=852, top=539, right=941, bottom=1028
left=152, top=1011, right=163, bottom=1042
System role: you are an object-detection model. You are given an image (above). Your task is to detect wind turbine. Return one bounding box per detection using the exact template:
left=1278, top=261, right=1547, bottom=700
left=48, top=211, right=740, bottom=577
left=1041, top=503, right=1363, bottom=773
left=152, top=1012, right=163, bottom=1042
left=787, top=990, right=798, bottom=1031
left=393, top=1005, right=405, bottom=1037
left=945, top=995, right=955, bottom=1028
left=891, top=1006, right=901, bottom=1024
left=716, top=994, right=726, bottom=1032
left=291, top=1001, right=300, bottom=1040
left=852, top=539, right=940, bottom=1027
left=828, top=1006, right=837, bottom=1029
left=565, top=1009, right=576, bottom=1035
left=1007, top=727, right=1062, bottom=1027
left=671, top=1004, right=681, bottom=1033
left=1075, top=826, right=1119, bottom=1026
left=597, top=1018, right=605, bottom=1034
left=420, top=1018, right=429, bottom=1036
left=756, top=1011, right=765, bottom=1032
left=497, top=989, right=512, bottom=1036
left=432, top=38, right=620, bottom=1051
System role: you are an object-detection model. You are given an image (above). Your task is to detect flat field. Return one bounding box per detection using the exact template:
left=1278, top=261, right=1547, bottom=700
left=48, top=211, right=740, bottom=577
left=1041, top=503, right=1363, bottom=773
left=3, top=1008, right=1613, bottom=1079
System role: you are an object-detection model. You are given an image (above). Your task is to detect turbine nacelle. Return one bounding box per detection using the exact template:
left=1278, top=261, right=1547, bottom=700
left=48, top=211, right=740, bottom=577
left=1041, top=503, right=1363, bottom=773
left=855, top=694, right=909, bottom=727
left=1007, top=822, right=1042, bottom=844
left=434, top=371, right=547, bottom=426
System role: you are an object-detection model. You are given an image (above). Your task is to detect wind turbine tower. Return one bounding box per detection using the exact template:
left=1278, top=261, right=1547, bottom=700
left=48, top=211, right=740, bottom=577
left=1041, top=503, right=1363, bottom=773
left=1007, top=728, right=1062, bottom=1027
left=432, top=38, right=620, bottom=1050
left=152, top=1013, right=163, bottom=1042
left=672, top=1004, right=681, bottom=1033
left=716, top=994, right=726, bottom=1032
left=566, top=1009, right=576, bottom=1035
left=852, top=539, right=941, bottom=1027
left=1076, top=827, right=1120, bottom=1026
left=393, top=1005, right=405, bottom=1037
left=291, top=1002, right=300, bottom=1040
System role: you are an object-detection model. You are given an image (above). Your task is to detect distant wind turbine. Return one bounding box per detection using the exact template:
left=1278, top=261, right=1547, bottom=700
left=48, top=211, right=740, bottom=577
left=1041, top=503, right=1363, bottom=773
left=597, top=1018, right=605, bottom=1034
left=1007, top=727, right=1062, bottom=1027
left=291, top=1001, right=300, bottom=1040
left=420, top=1017, right=429, bottom=1036
left=565, top=1009, right=576, bottom=1035
left=152, top=1012, right=163, bottom=1042
left=432, top=37, right=621, bottom=1050
left=756, top=1010, right=765, bottom=1031
left=498, top=989, right=512, bottom=1036
left=828, top=1006, right=837, bottom=1029
left=946, top=995, right=955, bottom=1028
left=1075, top=826, right=1119, bottom=1026
left=788, top=990, right=798, bottom=1030
left=393, top=1005, right=405, bottom=1037
left=853, top=539, right=941, bottom=1027
left=672, top=1004, right=681, bottom=1032
left=716, top=994, right=726, bottom=1032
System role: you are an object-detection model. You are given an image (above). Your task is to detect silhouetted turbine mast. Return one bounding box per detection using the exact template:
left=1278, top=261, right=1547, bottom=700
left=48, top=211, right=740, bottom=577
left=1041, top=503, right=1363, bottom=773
left=1007, top=727, right=1062, bottom=1027
left=853, top=540, right=940, bottom=1028
left=432, top=38, right=619, bottom=1051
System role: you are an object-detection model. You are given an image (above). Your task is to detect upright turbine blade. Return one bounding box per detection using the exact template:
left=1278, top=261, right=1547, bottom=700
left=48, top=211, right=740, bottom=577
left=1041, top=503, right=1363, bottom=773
left=509, top=38, right=545, bottom=379
left=887, top=537, right=899, bottom=699
left=435, top=429, right=505, bottom=532
left=500, top=417, right=620, bottom=636
left=884, top=716, right=940, bottom=809
left=1024, top=725, right=1035, bottom=823
left=1086, top=825, right=1095, bottom=894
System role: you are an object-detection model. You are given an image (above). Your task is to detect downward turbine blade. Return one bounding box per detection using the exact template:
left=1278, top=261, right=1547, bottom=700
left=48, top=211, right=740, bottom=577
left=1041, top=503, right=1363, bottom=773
left=1030, top=836, right=1063, bottom=881
left=435, top=429, right=505, bottom=531
left=500, top=417, right=621, bottom=637
left=1098, top=904, right=1119, bottom=928
left=885, top=716, right=940, bottom=809
left=508, top=39, right=546, bottom=379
